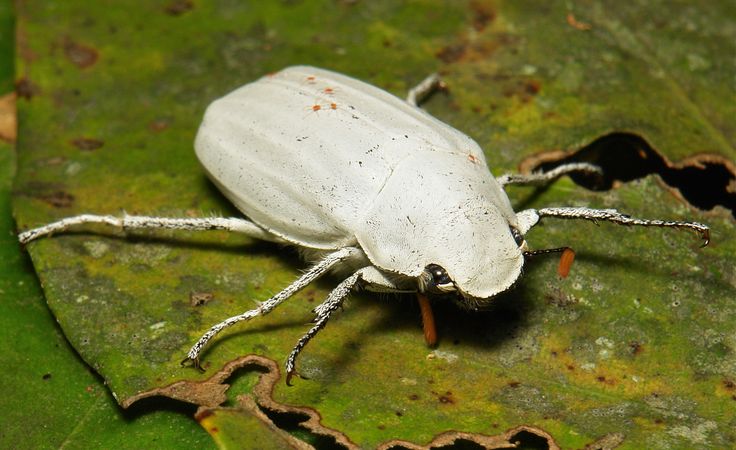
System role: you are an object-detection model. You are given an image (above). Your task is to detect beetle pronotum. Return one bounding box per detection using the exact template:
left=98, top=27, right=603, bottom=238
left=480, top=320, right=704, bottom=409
left=19, top=66, right=709, bottom=383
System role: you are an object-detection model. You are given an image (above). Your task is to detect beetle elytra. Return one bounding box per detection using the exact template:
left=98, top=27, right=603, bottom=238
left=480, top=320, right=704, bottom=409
left=19, top=66, right=709, bottom=383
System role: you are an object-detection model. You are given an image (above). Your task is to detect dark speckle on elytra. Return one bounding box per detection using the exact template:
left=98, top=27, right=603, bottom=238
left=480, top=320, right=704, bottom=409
left=64, top=39, right=99, bottom=69
left=71, top=137, right=104, bottom=151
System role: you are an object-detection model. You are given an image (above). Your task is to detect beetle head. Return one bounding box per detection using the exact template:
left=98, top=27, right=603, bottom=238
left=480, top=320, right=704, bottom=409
left=356, top=153, right=525, bottom=306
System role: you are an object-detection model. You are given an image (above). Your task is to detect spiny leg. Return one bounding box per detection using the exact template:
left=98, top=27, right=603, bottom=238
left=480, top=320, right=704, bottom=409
left=182, top=247, right=361, bottom=370
left=18, top=214, right=283, bottom=245
left=533, top=207, right=710, bottom=246
left=417, top=293, right=437, bottom=347
left=406, top=73, right=445, bottom=107
left=498, top=163, right=602, bottom=187
left=285, top=270, right=363, bottom=385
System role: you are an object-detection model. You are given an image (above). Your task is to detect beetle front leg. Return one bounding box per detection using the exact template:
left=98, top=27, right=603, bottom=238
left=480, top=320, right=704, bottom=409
left=523, top=207, right=710, bottom=246
left=18, top=214, right=284, bottom=245
left=497, top=163, right=602, bottom=187
left=285, top=270, right=363, bottom=385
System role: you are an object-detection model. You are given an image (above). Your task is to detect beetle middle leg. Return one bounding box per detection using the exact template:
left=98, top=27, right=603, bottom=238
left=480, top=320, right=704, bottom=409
left=182, top=247, right=362, bottom=370
left=285, top=270, right=363, bottom=385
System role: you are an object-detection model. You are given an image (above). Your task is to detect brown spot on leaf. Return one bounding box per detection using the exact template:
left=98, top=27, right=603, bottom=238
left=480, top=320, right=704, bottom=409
left=596, top=375, right=616, bottom=386
left=724, top=379, right=735, bottom=390
left=408, top=394, right=419, bottom=401
left=165, top=0, right=194, bottom=16
left=64, top=39, right=99, bottom=69
left=0, top=92, right=16, bottom=142
left=524, top=79, right=541, bottom=95
left=436, top=43, right=467, bottom=63
left=194, top=409, right=214, bottom=421
left=15, top=78, right=38, bottom=100
left=190, top=291, right=214, bottom=307
left=470, top=0, right=496, bottom=31
left=42, top=373, right=52, bottom=380
left=36, top=191, right=75, bottom=208
left=148, top=119, right=169, bottom=132
left=508, top=381, right=521, bottom=388
left=630, top=341, right=644, bottom=355
left=438, top=395, right=454, bottom=404
left=567, top=13, right=592, bottom=31
left=71, top=137, right=104, bottom=151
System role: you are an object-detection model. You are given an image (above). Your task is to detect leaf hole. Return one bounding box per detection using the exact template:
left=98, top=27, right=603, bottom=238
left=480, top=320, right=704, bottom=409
left=507, top=430, right=553, bottom=449
left=521, top=132, right=736, bottom=218
left=257, top=404, right=348, bottom=450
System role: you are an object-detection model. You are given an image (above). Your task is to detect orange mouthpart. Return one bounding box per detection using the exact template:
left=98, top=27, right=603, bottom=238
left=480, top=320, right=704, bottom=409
left=417, top=293, right=437, bottom=347
left=558, top=247, right=576, bottom=278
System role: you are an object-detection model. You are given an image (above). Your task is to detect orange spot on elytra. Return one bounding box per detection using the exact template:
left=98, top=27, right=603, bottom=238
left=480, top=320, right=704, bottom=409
left=312, top=104, right=321, bottom=112
left=330, top=102, right=337, bottom=110
left=467, top=154, right=479, bottom=164
left=324, top=87, right=335, bottom=94
left=306, top=75, right=317, bottom=84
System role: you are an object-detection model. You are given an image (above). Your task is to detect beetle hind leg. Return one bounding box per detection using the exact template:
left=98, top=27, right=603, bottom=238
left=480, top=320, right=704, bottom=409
left=498, top=163, right=603, bottom=187
left=285, top=270, right=363, bottom=385
left=18, top=214, right=284, bottom=244
left=406, top=73, right=445, bottom=107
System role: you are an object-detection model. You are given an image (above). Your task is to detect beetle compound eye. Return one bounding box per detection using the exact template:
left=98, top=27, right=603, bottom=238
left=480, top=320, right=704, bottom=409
left=425, top=264, right=455, bottom=293
left=510, top=226, right=524, bottom=247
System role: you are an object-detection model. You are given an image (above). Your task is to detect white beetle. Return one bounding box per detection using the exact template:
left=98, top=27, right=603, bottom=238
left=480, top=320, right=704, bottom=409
left=19, top=66, right=709, bottom=383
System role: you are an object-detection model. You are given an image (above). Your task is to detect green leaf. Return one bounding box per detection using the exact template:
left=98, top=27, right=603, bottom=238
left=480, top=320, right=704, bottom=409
left=0, top=3, right=212, bottom=449
left=12, top=1, right=735, bottom=448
